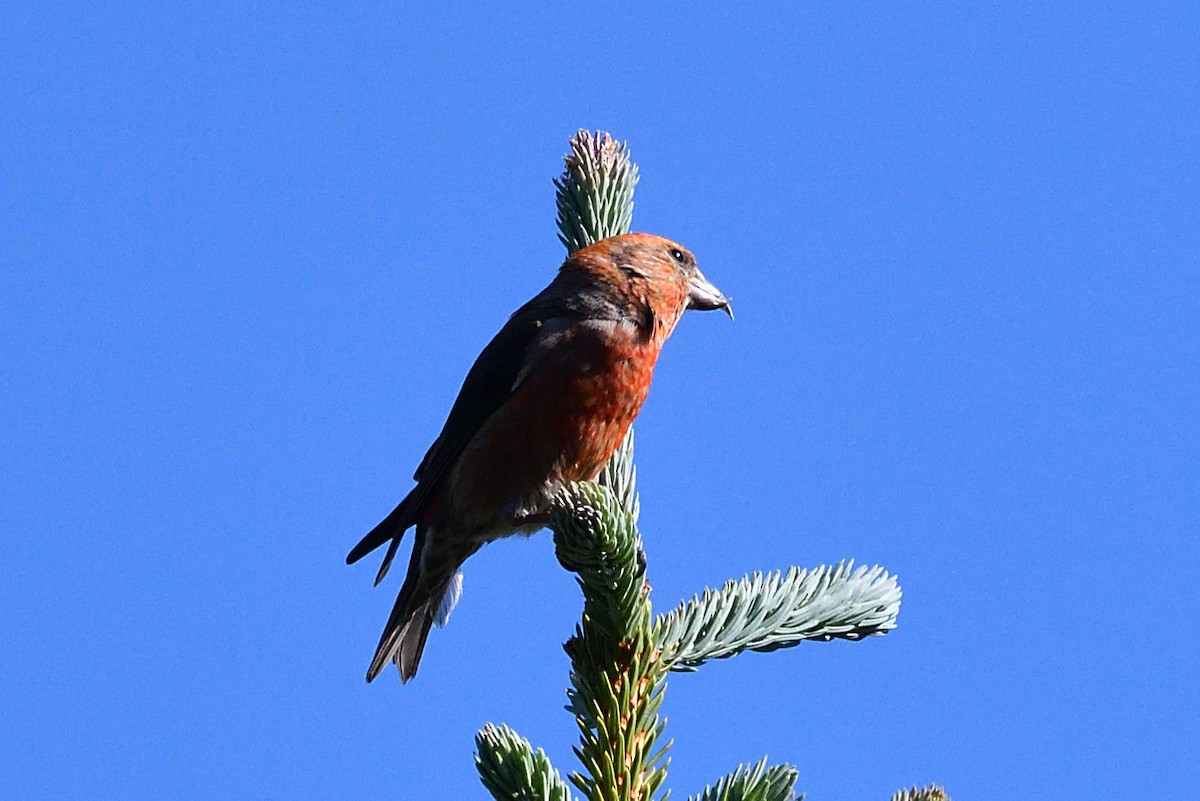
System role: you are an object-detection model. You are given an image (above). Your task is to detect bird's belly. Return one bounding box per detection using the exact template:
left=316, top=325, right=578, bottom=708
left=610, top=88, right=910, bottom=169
left=446, top=344, right=656, bottom=538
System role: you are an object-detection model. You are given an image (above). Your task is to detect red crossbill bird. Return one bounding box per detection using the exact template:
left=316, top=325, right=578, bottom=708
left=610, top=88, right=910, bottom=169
left=347, top=232, right=731, bottom=682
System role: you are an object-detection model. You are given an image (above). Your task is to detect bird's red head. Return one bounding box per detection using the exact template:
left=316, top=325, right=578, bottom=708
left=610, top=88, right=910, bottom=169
left=561, top=233, right=732, bottom=344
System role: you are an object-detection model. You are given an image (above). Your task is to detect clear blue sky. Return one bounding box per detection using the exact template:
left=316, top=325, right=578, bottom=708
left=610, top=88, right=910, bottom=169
left=3, top=4, right=1197, bottom=799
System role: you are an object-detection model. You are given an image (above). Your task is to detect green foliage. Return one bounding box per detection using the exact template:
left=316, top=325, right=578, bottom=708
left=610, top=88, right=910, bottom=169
left=552, top=481, right=650, bottom=645
left=596, top=424, right=640, bottom=523
left=655, top=562, right=901, bottom=672
left=889, top=787, right=949, bottom=801
left=470, top=129, right=933, bottom=801
left=552, top=480, right=668, bottom=801
left=476, top=723, right=575, bottom=801
left=553, top=130, right=639, bottom=255
left=687, top=758, right=801, bottom=801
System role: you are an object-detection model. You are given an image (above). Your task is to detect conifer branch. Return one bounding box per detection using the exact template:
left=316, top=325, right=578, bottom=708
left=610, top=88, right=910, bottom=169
left=551, top=482, right=650, bottom=646
left=655, top=563, right=901, bottom=672
left=554, top=130, right=639, bottom=255
left=687, top=757, right=801, bottom=801
left=476, top=723, right=576, bottom=801
left=551, top=481, right=668, bottom=801
left=890, top=786, right=950, bottom=801
left=596, top=426, right=641, bottom=523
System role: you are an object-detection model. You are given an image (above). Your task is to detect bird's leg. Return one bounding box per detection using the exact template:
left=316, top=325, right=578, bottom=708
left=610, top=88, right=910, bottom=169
left=511, top=511, right=552, bottom=529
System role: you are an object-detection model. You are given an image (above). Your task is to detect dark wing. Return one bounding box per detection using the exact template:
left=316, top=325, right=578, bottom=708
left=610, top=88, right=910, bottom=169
left=346, top=287, right=576, bottom=582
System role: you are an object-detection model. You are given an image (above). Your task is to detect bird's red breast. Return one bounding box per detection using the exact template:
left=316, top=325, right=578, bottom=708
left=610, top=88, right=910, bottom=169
left=441, top=313, right=663, bottom=535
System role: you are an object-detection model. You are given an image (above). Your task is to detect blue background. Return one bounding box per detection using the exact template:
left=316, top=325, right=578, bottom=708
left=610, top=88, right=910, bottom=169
left=3, top=4, right=1197, bottom=798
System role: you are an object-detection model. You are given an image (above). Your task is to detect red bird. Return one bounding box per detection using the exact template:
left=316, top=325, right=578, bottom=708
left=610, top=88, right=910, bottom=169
left=347, top=233, right=731, bottom=682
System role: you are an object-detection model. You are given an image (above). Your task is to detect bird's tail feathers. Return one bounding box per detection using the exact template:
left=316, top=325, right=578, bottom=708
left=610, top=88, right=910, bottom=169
left=365, top=590, right=437, bottom=683
left=346, top=495, right=414, bottom=586
left=365, top=537, right=461, bottom=683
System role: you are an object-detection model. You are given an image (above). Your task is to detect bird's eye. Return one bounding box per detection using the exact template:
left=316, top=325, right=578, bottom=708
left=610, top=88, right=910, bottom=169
left=669, top=248, right=686, bottom=263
